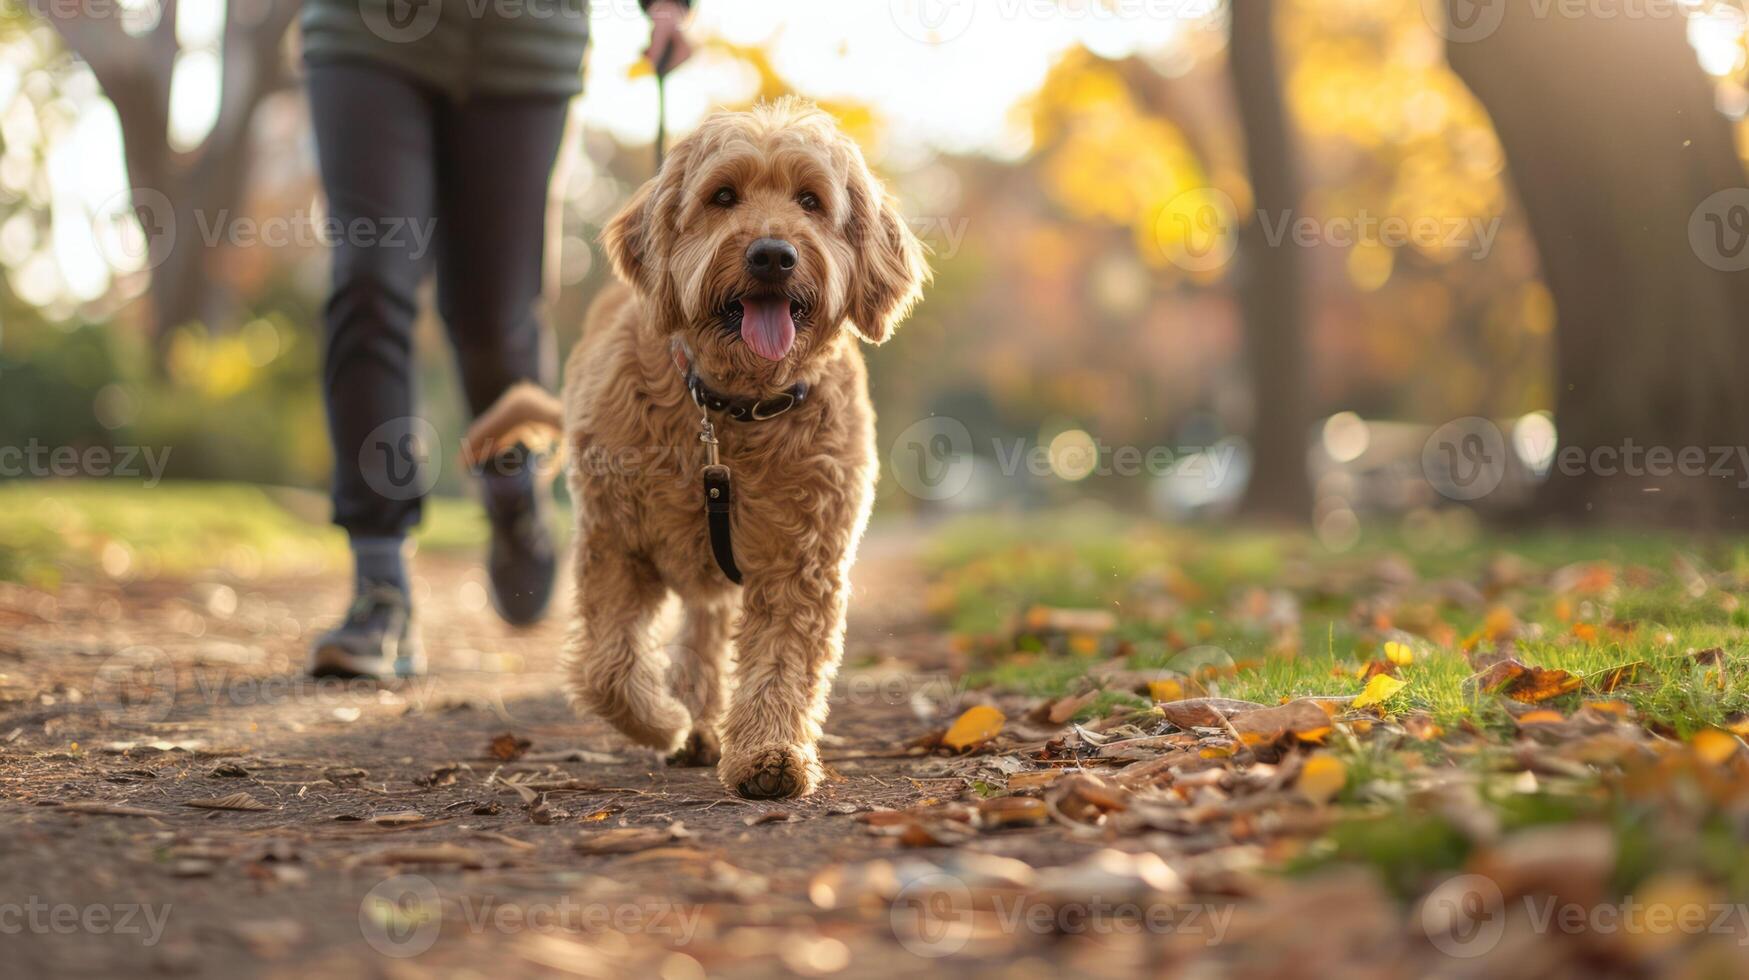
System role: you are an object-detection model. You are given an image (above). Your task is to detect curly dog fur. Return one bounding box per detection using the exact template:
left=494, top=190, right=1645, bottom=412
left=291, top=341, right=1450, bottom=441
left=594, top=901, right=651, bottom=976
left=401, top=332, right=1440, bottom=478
left=465, top=99, right=928, bottom=798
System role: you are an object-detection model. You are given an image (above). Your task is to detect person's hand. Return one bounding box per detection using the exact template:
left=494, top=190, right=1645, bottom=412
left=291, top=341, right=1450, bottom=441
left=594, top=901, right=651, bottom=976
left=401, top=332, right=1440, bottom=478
left=645, top=1, right=693, bottom=75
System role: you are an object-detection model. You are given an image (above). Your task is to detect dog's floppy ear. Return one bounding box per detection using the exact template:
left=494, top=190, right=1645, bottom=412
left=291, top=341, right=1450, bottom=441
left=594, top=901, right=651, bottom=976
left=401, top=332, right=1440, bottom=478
left=603, top=176, right=660, bottom=292
left=847, top=172, right=929, bottom=344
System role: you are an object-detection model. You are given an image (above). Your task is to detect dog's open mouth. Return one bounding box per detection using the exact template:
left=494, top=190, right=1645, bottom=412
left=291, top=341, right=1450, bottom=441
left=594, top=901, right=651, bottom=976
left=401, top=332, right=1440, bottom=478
left=721, top=294, right=808, bottom=361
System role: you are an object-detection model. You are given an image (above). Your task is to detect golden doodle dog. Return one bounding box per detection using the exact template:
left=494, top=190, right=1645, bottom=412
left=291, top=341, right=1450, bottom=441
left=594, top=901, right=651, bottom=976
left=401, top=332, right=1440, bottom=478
left=464, top=99, right=928, bottom=799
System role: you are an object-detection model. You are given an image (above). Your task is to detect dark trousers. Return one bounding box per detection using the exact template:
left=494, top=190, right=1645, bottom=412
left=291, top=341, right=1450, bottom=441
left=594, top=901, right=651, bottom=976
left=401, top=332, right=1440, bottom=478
left=308, top=60, right=569, bottom=539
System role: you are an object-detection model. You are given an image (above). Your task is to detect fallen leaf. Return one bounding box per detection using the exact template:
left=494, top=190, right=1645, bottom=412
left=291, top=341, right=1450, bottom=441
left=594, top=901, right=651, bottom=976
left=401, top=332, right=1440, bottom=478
left=1006, top=771, right=1062, bottom=793
left=1475, top=659, right=1581, bottom=704
left=1296, top=754, right=1347, bottom=805
left=942, top=705, right=1005, bottom=752
left=1692, top=729, right=1739, bottom=766
left=1147, top=678, right=1185, bottom=702
left=1516, top=709, right=1567, bottom=727
left=575, top=823, right=690, bottom=855
left=186, top=792, right=272, bottom=812
left=1160, top=698, right=1267, bottom=730
left=1230, top=699, right=1332, bottom=746
left=1353, top=674, right=1408, bottom=710
left=58, top=801, right=168, bottom=817
left=743, top=810, right=795, bottom=827
left=370, top=810, right=427, bottom=826
left=1383, top=641, right=1415, bottom=667
left=976, top=796, right=1048, bottom=829
left=488, top=732, right=532, bottom=761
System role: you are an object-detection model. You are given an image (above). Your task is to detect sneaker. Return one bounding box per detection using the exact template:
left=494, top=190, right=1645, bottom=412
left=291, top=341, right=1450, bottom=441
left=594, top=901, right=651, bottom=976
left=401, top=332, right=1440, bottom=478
left=487, top=501, right=557, bottom=627
left=309, top=583, right=425, bottom=679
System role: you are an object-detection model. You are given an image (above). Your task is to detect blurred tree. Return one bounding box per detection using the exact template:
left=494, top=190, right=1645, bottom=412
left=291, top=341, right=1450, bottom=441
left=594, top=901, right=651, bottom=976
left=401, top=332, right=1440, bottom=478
left=34, top=0, right=301, bottom=363
left=1229, top=0, right=1311, bottom=522
left=1445, top=5, right=1749, bottom=526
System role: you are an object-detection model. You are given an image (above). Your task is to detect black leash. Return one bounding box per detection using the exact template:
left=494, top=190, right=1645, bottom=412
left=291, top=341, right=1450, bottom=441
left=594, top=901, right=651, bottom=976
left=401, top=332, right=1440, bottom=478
left=669, top=340, right=809, bottom=587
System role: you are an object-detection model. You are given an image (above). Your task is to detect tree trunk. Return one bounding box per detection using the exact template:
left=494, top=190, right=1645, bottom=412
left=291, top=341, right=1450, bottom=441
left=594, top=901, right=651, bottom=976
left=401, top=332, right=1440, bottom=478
left=1229, top=0, right=1313, bottom=522
left=1445, top=5, right=1749, bottom=527
left=38, top=0, right=299, bottom=365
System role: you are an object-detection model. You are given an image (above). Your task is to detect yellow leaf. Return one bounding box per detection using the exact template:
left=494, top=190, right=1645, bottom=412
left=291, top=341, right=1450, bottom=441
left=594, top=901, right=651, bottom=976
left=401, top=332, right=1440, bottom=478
left=1693, top=728, right=1739, bottom=766
left=1296, top=754, right=1347, bottom=805
left=1147, top=678, right=1185, bottom=702
left=1353, top=674, right=1408, bottom=710
left=1383, top=641, right=1414, bottom=667
left=942, top=706, right=1006, bottom=752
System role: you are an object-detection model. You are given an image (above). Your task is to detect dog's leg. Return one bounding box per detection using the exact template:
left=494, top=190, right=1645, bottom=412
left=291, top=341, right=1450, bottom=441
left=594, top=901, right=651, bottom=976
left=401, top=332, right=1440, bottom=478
left=564, top=538, right=693, bottom=754
left=665, top=598, right=736, bottom=766
left=716, top=559, right=847, bottom=799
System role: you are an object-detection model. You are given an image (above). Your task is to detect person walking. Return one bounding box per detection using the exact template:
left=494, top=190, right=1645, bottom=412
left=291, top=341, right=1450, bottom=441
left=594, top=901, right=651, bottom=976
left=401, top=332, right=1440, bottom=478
left=300, top=0, right=694, bottom=678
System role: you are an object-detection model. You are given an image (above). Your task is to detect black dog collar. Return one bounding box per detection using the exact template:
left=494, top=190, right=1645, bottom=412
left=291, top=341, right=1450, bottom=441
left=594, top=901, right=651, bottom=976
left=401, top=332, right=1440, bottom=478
left=670, top=338, right=809, bottom=423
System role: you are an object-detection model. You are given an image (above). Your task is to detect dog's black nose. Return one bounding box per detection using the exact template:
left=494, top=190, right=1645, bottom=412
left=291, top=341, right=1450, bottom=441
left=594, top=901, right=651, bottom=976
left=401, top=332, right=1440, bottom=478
left=745, top=238, right=798, bottom=283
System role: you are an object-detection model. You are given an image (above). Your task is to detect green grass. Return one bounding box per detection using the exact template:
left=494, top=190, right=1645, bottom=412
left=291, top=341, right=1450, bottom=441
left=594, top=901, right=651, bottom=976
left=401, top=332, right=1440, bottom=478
left=931, top=509, right=1749, bottom=736
left=0, top=481, right=534, bottom=588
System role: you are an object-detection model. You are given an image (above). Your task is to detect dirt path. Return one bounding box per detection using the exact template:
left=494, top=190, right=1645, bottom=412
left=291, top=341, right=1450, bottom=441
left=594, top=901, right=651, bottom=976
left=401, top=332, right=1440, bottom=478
left=0, top=529, right=1116, bottom=978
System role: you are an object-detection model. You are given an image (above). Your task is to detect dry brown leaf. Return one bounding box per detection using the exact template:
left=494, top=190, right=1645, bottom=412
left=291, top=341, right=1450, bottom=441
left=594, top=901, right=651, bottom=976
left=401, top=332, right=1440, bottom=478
left=186, top=792, right=272, bottom=812
left=976, top=796, right=1048, bottom=829
left=58, top=801, right=168, bottom=817
left=488, top=732, right=532, bottom=761
left=1006, top=771, right=1062, bottom=793
left=1230, top=699, right=1332, bottom=746
left=1476, top=659, right=1582, bottom=704
left=575, top=823, right=689, bottom=855
left=1160, top=698, right=1267, bottom=730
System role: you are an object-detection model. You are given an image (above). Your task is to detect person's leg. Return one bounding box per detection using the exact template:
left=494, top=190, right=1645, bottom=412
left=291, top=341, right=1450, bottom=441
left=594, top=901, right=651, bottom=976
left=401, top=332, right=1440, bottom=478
left=310, top=61, right=439, bottom=593
left=432, top=93, right=571, bottom=624
left=308, top=61, right=439, bottom=675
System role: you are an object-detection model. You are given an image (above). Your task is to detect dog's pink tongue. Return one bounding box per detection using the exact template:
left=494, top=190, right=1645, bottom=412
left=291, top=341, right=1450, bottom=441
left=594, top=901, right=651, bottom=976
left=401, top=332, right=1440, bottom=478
left=740, top=297, right=795, bottom=361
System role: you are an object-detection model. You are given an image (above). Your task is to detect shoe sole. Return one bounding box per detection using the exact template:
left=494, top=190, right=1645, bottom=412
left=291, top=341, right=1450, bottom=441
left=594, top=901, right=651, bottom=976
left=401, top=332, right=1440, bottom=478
left=310, top=639, right=427, bottom=680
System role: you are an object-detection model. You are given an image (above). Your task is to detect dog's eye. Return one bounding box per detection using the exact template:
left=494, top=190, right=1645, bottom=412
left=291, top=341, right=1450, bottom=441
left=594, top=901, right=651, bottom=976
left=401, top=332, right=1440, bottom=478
left=711, top=187, right=738, bottom=207
left=797, top=191, right=822, bottom=213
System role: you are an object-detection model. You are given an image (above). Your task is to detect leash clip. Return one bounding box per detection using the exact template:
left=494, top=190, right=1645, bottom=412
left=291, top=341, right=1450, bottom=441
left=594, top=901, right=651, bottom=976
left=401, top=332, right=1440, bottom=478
left=698, top=413, right=720, bottom=468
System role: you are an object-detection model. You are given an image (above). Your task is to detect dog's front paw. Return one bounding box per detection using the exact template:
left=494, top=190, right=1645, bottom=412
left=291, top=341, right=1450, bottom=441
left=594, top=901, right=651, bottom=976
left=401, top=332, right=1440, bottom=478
left=666, top=728, right=721, bottom=768
left=719, top=743, right=821, bottom=799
